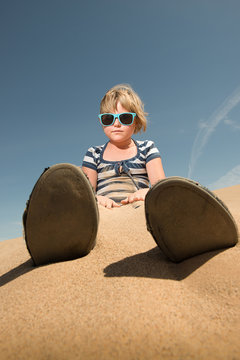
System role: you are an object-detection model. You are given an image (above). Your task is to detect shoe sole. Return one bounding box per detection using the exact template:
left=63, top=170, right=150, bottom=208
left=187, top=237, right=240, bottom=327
left=145, top=177, right=238, bottom=262
left=23, top=164, right=99, bottom=265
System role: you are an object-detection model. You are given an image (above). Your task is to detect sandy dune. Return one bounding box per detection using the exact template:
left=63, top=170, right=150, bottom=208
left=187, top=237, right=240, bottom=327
left=0, top=185, right=239, bottom=359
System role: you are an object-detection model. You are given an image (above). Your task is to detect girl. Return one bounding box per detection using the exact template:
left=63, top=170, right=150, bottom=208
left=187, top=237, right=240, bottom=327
left=23, top=84, right=166, bottom=265
left=82, top=84, right=166, bottom=209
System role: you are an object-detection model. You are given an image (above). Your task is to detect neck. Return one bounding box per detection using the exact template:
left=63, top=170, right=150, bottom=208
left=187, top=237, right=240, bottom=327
left=109, top=138, right=134, bottom=150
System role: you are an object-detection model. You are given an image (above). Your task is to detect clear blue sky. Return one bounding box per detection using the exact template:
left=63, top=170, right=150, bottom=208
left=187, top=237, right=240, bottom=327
left=1, top=0, right=240, bottom=240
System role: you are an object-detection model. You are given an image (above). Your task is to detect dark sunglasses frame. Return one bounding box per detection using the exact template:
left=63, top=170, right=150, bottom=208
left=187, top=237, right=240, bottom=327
left=98, top=112, right=136, bottom=126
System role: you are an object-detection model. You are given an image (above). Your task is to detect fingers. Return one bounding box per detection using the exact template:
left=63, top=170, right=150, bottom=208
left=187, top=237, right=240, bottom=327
left=106, top=200, right=120, bottom=209
left=121, top=194, right=144, bottom=205
left=129, top=196, right=143, bottom=203
left=98, top=193, right=145, bottom=208
left=98, top=196, right=121, bottom=209
left=112, top=201, right=121, bottom=208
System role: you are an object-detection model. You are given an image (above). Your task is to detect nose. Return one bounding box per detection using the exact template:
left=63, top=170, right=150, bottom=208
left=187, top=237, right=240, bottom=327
left=114, top=116, right=121, bottom=127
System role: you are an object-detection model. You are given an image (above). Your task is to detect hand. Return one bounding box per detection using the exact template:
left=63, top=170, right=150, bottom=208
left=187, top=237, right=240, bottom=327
left=96, top=195, right=121, bottom=209
left=121, top=188, right=149, bottom=205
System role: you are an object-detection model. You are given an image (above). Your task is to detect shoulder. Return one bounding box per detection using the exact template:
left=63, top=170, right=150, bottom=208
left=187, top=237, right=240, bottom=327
left=85, top=144, right=105, bottom=158
left=82, top=143, right=105, bottom=169
left=135, top=139, right=161, bottom=162
left=136, top=139, right=157, bottom=152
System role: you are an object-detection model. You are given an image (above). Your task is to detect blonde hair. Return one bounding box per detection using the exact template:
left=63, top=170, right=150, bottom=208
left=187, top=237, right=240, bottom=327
left=100, top=84, right=148, bottom=133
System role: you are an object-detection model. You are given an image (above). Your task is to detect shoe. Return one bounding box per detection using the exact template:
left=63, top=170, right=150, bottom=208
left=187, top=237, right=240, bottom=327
left=145, top=177, right=238, bottom=262
left=23, top=163, right=99, bottom=266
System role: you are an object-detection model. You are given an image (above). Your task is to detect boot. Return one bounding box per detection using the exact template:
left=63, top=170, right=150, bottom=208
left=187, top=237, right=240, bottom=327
left=23, top=163, right=99, bottom=266
left=145, top=177, right=238, bottom=262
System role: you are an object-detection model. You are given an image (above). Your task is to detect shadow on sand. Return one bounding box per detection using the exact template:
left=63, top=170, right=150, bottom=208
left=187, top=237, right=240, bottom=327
left=104, top=246, right=226, bottom=281
left=1, top=247, right=227, bottom=287
left=0, top=259, right=34, bottom=287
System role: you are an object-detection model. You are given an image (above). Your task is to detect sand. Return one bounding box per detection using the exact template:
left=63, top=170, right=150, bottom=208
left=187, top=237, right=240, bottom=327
left=0, top=185, right=239, bottom=360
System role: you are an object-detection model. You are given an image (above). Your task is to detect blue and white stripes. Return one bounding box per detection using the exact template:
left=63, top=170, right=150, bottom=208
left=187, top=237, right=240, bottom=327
left=82, top=140, right=161, bottom=203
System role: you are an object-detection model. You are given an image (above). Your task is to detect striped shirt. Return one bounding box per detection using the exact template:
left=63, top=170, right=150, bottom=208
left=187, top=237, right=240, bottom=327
left=82, top=139, right=161, bottom=203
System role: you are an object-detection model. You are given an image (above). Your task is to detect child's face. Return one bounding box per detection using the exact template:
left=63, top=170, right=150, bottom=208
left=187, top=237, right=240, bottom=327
left=102, top=102, right=136, bottom=144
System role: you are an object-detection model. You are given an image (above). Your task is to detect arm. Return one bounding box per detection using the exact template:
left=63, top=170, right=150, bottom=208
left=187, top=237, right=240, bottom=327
left=121, top=157, right=165, bottom=204
left=82, top=166, right=97, bottom=191
left=146, top=157, right=165, bottom=186
left=82, top=166, right=120, bottom=209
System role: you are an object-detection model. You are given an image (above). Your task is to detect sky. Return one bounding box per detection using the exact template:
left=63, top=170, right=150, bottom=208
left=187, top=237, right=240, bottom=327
left=0, top=0, right=240, bottom=240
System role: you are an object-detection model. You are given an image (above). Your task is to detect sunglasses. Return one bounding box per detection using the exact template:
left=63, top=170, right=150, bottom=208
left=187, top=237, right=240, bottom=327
left=98, top=112, right=136, bottom=126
